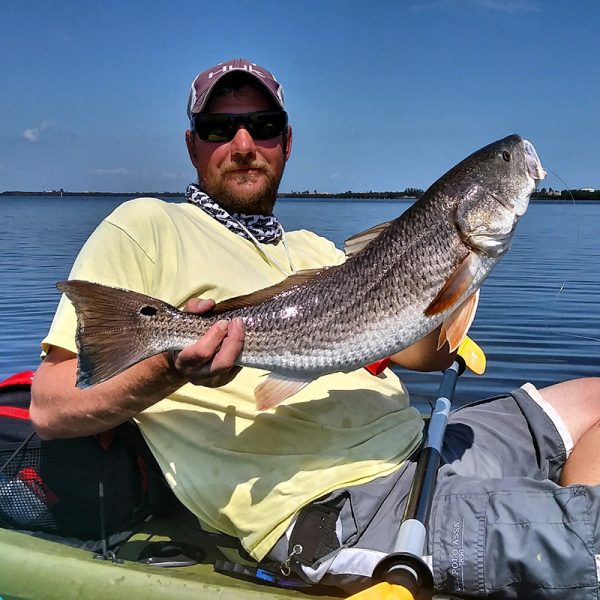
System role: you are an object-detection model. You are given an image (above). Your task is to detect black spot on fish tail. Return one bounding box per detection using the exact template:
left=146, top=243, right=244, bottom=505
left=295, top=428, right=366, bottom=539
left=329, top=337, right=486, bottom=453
left=56, top=279, right=180, bottom=387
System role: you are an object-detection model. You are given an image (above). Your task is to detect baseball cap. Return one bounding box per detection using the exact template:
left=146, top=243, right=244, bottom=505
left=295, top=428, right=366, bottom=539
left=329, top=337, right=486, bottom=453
left=187, top=58, right=285, bottom=118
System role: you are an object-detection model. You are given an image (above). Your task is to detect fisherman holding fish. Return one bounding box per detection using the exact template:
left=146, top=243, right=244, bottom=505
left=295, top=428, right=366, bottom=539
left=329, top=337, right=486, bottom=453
left=31, top=58, right=600, bottom=598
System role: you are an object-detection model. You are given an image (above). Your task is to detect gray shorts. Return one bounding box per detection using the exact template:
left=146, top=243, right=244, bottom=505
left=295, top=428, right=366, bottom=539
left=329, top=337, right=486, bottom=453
left=265, top=386, right=600, bottom=599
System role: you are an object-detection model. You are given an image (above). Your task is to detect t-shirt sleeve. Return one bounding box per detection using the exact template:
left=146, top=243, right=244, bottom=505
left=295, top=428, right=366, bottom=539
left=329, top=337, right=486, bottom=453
left=41, top=208, right=157, bottom=356
left=288, top=229, right=346, bottom=269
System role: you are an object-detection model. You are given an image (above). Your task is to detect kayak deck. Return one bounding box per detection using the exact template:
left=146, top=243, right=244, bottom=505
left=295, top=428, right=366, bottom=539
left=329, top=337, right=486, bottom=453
left=0, top=504, right=343, bottom=600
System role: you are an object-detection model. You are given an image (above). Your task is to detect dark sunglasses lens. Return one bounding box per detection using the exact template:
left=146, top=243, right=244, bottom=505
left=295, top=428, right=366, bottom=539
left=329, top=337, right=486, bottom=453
left=247, top=112, right=287, bottom=140
left=193, top=111, right=287, bottom=142
left=194, top=116, right=235, bottom=142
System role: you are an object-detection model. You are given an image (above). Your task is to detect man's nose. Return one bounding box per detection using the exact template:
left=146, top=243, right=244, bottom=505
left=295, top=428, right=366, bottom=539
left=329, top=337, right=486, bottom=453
left=230, top=126, right=257, bottom=160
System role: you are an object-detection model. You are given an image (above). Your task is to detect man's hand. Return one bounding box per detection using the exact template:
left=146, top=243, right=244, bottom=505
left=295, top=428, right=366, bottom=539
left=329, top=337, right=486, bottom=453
left=170, top=298, right=245, bottom=387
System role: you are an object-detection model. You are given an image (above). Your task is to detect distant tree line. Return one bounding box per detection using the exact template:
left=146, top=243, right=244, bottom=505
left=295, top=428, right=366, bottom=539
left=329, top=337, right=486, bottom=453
left=3, top=187, right=598, bottom=200
left=282, top=187, right=600, bottom=201
left=280, top=188, right=425, bottom=199
left=531, top=187, right=600, bottom=200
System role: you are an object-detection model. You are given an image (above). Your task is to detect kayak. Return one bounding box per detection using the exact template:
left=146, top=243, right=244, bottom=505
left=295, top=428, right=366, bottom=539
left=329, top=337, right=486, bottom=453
left=0, top=503, right=342, bottom=599
left=0, top=366, right=461, bottom=600
left=0, top=370, right=341, bottom=600
left=0, top=505, right=459, bottom=600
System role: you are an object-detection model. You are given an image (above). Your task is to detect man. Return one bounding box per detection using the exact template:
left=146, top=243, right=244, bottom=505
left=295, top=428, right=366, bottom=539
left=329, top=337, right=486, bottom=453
left=31, top=58, right=600, bottom=598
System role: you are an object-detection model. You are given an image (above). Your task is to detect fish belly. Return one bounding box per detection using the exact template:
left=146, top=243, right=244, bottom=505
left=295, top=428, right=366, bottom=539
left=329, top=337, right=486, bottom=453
left=235, top=311, right=438, bottom=376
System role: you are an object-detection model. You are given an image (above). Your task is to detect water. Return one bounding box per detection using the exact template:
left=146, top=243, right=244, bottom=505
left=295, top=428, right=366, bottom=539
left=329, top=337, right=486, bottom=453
left=1, top=195, right=598, bottom=409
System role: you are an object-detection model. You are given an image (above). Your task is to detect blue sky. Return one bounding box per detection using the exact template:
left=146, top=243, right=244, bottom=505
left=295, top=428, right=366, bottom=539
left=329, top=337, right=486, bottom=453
left=1, top=0, right=598, bottom=194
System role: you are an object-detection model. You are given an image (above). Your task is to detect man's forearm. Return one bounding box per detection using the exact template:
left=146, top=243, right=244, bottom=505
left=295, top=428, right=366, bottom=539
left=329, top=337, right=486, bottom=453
left=30, top=349, right=186, bottom=439
left=31, top=316, right=244, bottom=439
left=390, top=326, right=456, bottom=372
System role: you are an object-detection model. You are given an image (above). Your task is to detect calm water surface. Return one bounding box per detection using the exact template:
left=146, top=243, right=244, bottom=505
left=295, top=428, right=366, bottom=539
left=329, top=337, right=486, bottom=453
left=1, top=195, right=598, bottom=409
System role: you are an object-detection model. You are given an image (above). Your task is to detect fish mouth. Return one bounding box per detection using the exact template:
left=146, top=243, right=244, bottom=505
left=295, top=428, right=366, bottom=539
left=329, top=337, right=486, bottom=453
left=487, top=189, right=515, bottom=212
left=523, top=139, right=546, bottom=181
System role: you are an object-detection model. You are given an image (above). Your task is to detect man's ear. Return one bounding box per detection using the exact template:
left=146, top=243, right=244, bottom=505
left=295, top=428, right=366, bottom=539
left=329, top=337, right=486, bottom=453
left=284, top=125, right=293, bottom=162
left=185, top=130, right=197, bottom=167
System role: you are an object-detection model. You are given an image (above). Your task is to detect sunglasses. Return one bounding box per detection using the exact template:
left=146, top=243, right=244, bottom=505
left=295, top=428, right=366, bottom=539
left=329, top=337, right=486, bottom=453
left=191, top=110, right=288, bottom=143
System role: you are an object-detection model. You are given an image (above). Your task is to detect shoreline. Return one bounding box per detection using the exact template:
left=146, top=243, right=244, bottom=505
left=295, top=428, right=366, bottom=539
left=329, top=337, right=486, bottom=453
left=1, top=191, right=598, bottom=201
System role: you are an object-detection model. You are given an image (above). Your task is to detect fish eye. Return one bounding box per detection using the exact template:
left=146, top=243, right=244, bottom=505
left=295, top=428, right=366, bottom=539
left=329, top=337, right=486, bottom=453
left=140, top=306, right=157, bottom=316
left=502, top=150, right=511, bottom=162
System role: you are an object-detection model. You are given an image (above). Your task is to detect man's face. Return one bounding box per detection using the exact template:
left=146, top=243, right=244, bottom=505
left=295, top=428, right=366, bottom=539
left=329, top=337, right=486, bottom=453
left=186, top=84, right=292, bottom=215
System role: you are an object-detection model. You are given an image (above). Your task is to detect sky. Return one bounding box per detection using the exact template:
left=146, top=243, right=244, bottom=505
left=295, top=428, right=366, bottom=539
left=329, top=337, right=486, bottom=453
left=1, top=0, right=599, bottom=194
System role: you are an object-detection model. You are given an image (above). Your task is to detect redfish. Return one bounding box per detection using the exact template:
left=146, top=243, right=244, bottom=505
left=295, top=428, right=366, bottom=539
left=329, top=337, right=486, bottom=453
left=58, top=134, right=545, bottom=410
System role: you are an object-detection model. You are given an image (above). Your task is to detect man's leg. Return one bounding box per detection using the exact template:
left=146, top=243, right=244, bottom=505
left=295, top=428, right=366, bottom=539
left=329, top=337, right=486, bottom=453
left=429, top=387, right=600, bottom=598
left=561, top=422, right=600, bottom=484
left=430, top=475, right=600, bottom=599
left=538, top=377, right=600, bottom=485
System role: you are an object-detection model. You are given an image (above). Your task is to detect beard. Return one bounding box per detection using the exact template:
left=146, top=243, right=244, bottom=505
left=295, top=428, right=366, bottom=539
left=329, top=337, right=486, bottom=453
left=199, top=158, right=284, bottom=215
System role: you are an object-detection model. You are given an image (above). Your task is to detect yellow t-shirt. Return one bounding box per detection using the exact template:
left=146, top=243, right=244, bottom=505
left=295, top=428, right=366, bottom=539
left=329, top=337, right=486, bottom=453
left=42, top=198, right=423, bottom=560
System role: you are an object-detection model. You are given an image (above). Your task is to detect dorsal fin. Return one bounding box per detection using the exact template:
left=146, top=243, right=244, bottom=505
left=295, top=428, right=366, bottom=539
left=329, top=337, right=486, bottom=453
left=210, top=268, right=327, bottom=314
left=344, top=221, right=392, bottom=257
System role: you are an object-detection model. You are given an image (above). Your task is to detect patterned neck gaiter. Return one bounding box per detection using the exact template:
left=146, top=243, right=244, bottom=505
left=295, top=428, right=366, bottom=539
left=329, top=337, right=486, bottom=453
left=185, top=183, right=283, bottom=244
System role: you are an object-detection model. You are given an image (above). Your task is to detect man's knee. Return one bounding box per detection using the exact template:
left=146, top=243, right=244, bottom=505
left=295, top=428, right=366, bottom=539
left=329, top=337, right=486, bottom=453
left=539, top=377, right=600, bottom=446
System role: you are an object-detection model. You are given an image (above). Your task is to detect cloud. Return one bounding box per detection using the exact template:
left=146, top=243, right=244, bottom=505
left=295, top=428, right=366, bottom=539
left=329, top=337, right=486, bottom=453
left=475, top=0, right=541, bottom=11
left=92, top=167, right=132, bottom=176
left=413, top=0, right=541, bottom=12
left=23, top=120, right=55, bottom=142
left=161, top=171, right=189, bottom=180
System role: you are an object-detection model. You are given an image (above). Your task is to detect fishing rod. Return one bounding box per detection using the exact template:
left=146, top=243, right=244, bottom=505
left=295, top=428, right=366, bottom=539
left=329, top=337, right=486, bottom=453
left=350, top=337, right=483, bottom=600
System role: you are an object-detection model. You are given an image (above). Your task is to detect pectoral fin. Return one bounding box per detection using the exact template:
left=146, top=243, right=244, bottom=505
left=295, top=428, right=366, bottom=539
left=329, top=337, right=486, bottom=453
left=255, top=373, right=314, bottom=411
left=437, top=290, right=479, bottom=351
left=424, top=252, right=482, bottom=316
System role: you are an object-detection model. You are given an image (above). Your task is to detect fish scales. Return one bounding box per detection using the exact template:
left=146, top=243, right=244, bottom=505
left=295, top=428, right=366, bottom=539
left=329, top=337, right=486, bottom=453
left=230, top=193, right=474, bottom=374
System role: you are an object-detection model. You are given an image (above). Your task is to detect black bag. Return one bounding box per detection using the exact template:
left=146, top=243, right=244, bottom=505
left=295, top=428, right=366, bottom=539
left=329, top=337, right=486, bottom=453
left=0, top=371, right=172, bottom=541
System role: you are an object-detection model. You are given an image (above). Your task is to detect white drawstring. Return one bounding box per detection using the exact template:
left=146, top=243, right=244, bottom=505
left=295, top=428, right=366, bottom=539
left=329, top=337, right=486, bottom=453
left=230, top=214, right=296, bottom=277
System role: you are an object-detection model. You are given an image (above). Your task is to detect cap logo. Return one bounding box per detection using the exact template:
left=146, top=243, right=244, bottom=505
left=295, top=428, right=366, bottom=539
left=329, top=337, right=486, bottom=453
left=188, top=60, right=284, bottom=116
left=207, top=64, right=266, bottom=80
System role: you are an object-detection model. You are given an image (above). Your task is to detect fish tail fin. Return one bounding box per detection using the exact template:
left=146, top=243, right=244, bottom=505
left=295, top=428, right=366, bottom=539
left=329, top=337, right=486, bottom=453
left=57, top=280, right=182, bottom=388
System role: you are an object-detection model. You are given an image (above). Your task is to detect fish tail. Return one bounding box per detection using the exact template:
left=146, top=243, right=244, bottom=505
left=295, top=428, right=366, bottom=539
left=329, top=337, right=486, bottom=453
left=56, top=280, right=182, bottom=388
